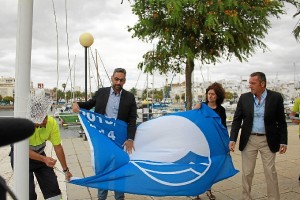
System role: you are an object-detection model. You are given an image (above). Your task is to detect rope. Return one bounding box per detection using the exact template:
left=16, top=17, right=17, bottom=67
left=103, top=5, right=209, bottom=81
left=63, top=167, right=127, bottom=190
left=51, top=0, right=59, bottom=103
left=0, top=176, right=18, bottom=200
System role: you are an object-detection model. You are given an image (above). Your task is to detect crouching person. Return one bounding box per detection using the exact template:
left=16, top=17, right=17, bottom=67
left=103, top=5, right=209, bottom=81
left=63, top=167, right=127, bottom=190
left=10, top=95, right=72, bottom=200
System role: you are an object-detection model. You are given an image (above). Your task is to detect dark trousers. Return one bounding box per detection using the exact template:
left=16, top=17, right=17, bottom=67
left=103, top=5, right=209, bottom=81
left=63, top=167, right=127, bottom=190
left=10, top=148, right=61, bottom=200
left=0, top=176, right=7, bottom=200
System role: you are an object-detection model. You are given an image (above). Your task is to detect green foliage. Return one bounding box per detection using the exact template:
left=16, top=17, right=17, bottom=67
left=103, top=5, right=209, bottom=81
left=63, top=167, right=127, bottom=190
left=129, top=0, right=286, bottom=72
left=181, top=93, right=185, bottom=101
left=163, top=85, right=171, bottom=98
left=66, top=90, right=72, bottom=100
left=128, top=0, right=297, bottom=109
left=175, top=94, right=180, bottom=102
left=57, top=89, right=64, bottom=100
left=285, top=0, right=300, bottom=41
left=293, top=9, right=300, bottom=41
left=225, top=91, right=233, bottom=100
left=153, top=89, right=164, bottom=100
left=74, top=91, right=82, bottom=99
left=142, top=88, right=164, bottom=101
left=3, top=96, right=14, bottom=103
left=130, top=87, right=137, bottom=96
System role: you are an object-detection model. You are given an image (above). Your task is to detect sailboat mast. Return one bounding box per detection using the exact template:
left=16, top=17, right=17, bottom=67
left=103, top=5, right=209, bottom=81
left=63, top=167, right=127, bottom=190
left=52, top=0, right=59, bottom=104
left=72, top=55, right=76, bottom=101
left=95, top=49, right=100, bottom=89
left=152, top=72, right=154, bottom=102
left=294, top=62, right=297, bottom=90
left=88, top=48, right=92, bottom=99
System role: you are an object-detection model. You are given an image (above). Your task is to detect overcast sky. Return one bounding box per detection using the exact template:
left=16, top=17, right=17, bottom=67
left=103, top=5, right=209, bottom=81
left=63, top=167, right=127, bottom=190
left=0, top=1, right=300, bottom=92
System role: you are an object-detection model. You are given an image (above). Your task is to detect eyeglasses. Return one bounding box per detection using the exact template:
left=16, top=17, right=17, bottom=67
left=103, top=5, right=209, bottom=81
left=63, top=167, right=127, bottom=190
left=113, top=77, right=126, bottom=83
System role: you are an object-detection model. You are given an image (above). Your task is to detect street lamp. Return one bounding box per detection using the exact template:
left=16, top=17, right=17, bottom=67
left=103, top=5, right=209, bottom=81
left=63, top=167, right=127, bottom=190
left=79, top=32, right=94, bottom=101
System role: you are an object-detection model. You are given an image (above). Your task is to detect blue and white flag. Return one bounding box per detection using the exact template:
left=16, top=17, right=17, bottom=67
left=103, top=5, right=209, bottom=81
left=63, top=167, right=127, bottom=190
left=70, top=104, right=238, bottom=196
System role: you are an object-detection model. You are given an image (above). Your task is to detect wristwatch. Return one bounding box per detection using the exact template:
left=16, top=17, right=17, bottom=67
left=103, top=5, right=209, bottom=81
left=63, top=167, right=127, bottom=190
left=63, top=167, right=69, bottom=173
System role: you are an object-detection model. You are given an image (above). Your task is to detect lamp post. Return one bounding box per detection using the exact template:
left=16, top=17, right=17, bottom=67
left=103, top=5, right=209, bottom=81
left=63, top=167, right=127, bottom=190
left=79, top=32, right=94, bottom=101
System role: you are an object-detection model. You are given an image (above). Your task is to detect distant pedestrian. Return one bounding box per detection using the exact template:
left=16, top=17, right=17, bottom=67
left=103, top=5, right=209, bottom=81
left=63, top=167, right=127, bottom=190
left=194, top=82, right=227, bottom=200
left=229, top=72, right=287, bottom=200
left=289, top=97, right=300, bottom=182
left=72, top=67, right=137, bottom=200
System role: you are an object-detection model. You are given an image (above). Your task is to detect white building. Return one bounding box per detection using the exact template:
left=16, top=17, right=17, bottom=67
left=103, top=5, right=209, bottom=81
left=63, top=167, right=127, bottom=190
left=1, top=76, right=300, bottom=104
left=0, top=77, right=15, bottom=98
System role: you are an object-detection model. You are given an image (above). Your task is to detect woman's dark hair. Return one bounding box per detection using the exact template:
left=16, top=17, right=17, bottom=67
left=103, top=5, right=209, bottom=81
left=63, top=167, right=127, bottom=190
left=205, top=82, right=225, bottom=105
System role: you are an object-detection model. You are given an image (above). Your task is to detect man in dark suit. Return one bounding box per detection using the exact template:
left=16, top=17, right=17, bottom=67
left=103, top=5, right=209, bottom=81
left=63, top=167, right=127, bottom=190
left=72, top=67, right=137, bottom=200
left=229, top=72, right=287, bottom=200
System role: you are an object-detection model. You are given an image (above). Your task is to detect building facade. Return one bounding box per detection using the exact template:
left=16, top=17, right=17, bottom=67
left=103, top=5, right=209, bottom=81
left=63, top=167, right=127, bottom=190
left=0, top=77, right=15, bottom=98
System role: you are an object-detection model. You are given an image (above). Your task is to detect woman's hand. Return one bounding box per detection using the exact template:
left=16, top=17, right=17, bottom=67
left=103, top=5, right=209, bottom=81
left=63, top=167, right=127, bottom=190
left=194, top=103, right=202, bottom=109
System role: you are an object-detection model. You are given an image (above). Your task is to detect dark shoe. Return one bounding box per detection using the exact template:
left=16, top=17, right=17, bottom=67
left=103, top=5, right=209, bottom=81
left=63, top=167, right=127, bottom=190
left=206, top=190, right=216, bottom=200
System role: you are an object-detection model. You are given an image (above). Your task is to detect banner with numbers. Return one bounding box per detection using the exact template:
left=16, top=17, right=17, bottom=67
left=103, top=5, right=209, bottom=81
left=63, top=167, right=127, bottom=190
left=70, top=105, right=238, bottom=196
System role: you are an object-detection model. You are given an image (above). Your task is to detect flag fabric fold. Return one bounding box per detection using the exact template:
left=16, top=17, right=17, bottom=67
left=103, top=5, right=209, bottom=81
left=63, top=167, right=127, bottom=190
left=70, top=104, right=238, bottom=196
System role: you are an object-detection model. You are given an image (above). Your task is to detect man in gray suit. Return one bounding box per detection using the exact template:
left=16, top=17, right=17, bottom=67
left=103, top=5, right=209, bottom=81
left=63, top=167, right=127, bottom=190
left=72, top=67, right=137, bottom=200
left=229, top=72, right=287, bottom=200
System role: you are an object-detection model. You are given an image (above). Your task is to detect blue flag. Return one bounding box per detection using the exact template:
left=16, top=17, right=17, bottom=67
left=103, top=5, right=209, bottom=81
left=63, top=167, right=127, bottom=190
left=70, top=104, right=238, bottom=196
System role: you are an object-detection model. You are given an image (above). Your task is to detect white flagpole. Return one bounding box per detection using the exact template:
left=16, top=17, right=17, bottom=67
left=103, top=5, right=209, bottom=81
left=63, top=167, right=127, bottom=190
left=14, top=0, right=34, bottom=199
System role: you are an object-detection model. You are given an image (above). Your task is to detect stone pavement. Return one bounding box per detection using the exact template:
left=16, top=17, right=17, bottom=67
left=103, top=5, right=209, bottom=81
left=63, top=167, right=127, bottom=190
left=0, top=141, right=68, bottom=200
left=1, top=124, right=300, bottom=200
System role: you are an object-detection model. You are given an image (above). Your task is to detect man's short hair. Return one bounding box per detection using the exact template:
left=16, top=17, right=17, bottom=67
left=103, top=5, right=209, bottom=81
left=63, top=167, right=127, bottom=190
left=250, top=72, right=266, bottom=83
left=113, top=68, right=126, bottom=75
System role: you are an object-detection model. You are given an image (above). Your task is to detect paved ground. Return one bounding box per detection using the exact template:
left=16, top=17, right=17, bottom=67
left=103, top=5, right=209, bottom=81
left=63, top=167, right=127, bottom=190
left=1, top=123, right=299, bottom=200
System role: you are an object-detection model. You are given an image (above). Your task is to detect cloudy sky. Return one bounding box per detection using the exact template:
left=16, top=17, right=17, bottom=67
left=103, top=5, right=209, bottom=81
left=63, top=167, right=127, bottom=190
left=1, top=1, right=300, bottom=93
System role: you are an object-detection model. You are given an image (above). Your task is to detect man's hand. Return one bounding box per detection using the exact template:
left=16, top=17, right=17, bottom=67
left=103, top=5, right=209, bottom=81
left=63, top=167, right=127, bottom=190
left=229, top=141, right=235, bottom=152
left=65, top=171, right=72, bottom=181
left=289, top=111, right=300, bottom=124
left=123, top=139, right=134, bottom=154
left=72, top=102, right=80, bottom=113
left=279, top=144, right=287, bottom=154
left=43, top=157, right=57, bottom=167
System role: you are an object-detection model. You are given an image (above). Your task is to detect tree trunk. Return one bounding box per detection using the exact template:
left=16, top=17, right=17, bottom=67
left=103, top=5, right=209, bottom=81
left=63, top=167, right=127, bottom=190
left=185, top=58, right=194, bottom=110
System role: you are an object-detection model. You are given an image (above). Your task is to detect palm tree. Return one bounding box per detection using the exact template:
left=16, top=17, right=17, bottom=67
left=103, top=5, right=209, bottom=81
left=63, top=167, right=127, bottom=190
left=62, top=83, right=66, bottom=103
